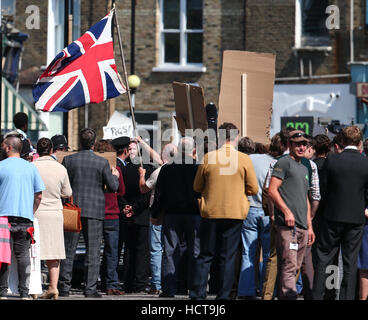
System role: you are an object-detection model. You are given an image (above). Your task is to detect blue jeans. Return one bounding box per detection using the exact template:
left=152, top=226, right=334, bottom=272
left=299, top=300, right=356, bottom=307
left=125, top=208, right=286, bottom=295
left=101, top=219, right=120, bottom=290
left=150, top=224, right=162, bottom=291
left=237, top=207, right=270, bottom=296
left=296, top=273, right=303, bottom=294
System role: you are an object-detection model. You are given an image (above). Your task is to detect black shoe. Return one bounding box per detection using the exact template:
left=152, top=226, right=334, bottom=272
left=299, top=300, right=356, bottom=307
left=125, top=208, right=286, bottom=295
left=20, top=292, right=32, bottom=300
left=58, top=291, right=69, bottom=297
left=84, top=291, right=102, bottom=298
left=176, top=290, right=188, bottom=295
left=147, top=289, right=160, bottom=295
left=159, top=292, right=175, bottom=298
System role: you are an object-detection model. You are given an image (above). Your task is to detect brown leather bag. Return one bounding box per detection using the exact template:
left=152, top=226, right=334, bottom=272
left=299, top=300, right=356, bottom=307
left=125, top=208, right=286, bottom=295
left=63, top=196, right=82, bottom=232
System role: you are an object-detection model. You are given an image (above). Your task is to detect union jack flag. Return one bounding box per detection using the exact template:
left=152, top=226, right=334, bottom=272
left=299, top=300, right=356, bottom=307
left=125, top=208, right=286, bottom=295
left=33, top=10, right=126, bottom=112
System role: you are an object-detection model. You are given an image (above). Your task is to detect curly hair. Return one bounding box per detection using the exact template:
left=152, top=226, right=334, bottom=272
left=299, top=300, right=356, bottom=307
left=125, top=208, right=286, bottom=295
left=95, top=139, right=115, bottom=152
left=79, top=128, right=96, bottom=150
left=269, top=133, right=285, bottom=158
left=238, top=137, right=255, bottom=154
left=314, top=134, right=331, bottom=156
left=37, top=137, right=53, bottom=156
left=342, top=125, right=363, bottom=147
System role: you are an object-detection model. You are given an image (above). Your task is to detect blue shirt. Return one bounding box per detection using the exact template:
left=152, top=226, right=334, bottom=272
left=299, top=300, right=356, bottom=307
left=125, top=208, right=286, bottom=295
left=0, top=157, right=45, bottom=221
left=249, top=153, right=275, bottom=207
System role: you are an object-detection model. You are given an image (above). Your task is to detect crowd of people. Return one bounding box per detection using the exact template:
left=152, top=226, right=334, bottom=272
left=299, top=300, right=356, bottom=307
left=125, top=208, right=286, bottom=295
left=0, top=111, right=368, bottom=301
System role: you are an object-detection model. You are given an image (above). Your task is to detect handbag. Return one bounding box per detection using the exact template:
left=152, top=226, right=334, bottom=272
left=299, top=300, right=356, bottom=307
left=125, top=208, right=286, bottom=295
left=63, top=196, right=82, bottom=232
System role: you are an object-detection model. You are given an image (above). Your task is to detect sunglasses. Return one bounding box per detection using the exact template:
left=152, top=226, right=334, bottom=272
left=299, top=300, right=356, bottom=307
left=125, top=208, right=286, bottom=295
left=291, top=141, right=308, bottom=147
left=4, top=133, right=23, bottom=140
left=290, top=132, right=308, bottom=139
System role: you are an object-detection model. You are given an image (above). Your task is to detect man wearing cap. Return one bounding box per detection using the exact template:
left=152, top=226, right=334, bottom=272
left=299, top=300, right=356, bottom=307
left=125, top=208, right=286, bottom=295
left=110, top=136, right=131, bottom=272
left=50, top=135, right=69, bottom=161
left=268, top=130, right=315, bottom=300
left=111, top=136, right=131, bottom=168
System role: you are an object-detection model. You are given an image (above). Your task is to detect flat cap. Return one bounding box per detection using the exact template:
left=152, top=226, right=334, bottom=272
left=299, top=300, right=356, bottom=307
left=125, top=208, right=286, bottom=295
left=51, top=134, right=68, bottom=150
left=111, top=136, right=131, bottom=149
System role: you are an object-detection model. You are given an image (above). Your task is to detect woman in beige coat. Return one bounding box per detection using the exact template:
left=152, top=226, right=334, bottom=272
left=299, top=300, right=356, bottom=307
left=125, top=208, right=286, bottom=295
left=33, top=138, right=72, bottom=299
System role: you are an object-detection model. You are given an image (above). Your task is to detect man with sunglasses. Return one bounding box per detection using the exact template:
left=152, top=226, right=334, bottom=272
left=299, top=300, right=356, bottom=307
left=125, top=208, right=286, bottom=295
left=268, top=130, right=315, bottom=300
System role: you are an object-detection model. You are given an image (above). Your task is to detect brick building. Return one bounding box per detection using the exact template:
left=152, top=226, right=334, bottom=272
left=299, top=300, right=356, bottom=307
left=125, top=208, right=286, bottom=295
left=3, top=1, right=368, bottom=145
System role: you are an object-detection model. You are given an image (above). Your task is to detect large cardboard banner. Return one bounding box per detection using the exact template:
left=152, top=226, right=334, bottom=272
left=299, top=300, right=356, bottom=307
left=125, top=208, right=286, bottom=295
left=218, top=50, right=276, bottom=144
left=56, top=151, right=116, bottom=168
left=172, top=81, right=208, bottom=136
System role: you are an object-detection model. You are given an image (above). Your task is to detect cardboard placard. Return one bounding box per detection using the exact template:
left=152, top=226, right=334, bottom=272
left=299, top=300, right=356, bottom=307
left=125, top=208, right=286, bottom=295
left=103, top=110, right=135, bottom=139
left=56, top=151, right=116, bottom=168
left=218, top=50, right=276, bottom=144
left=172, top=81, right=208, bottom=136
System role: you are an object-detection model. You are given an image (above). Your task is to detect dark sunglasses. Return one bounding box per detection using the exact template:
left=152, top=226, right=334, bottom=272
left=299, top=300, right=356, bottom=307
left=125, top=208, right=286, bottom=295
left=292, top=141, right=308, bottom=146
left=5, top=133, right=23, bottom=140
left=290, top=132, right=308, bottom=139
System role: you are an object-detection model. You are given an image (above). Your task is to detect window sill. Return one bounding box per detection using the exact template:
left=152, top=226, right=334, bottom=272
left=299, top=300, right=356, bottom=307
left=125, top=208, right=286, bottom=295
left=292, top=46, right=332, bottom=52
left=152, top=65, right=207, bottom=73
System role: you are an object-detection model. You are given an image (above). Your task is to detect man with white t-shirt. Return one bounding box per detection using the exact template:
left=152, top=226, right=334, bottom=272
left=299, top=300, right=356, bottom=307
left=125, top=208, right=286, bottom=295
left=138, top=143, right=177, bottom=294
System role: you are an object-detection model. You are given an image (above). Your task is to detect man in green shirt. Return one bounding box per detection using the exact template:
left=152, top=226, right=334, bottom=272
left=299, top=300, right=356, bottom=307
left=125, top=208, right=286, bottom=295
left=268, top=130, right=315, bottom=300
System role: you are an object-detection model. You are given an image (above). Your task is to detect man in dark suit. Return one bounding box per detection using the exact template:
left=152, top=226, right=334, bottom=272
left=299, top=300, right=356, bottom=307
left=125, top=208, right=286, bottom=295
left=58, top=128, right=119, bottom=298
left=312, top=126, right=368, bottom=300
left=112, top=137, right=155, bottom=293
left=120, top=140, right=154, bottom=293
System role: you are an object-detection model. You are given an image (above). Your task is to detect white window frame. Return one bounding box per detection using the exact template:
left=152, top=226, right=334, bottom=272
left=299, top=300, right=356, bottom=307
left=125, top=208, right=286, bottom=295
left=72, top=0, right=81, bottom=40
left=153, top=0, right=206, bottom=72
left=47, top=0, right=65, bottom=65
left=294, top=0, right=331, bottom=51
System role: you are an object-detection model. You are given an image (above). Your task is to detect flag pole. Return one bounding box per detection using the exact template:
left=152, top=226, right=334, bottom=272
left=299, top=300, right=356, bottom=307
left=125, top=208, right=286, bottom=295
left=112, top=4, right=143, bottom=167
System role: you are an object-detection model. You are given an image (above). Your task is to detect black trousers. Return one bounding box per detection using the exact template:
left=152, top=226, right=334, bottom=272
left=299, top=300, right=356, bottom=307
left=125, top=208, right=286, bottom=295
left=121, top=223, right=150, bottom=292
left=312, top=218, right=364, bottom=300
left=190, top=218, right=243, bottom=300
left=161, top=214, right=201, bottom=296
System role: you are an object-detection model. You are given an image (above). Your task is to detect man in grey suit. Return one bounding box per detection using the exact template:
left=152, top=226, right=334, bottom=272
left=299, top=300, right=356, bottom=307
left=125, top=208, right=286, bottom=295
left=58, top=128, right=119, bottom=298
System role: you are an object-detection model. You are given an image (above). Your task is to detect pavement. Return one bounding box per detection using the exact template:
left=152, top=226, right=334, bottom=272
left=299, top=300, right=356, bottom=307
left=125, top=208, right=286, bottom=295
left=2, top=289, right=217, bottom=300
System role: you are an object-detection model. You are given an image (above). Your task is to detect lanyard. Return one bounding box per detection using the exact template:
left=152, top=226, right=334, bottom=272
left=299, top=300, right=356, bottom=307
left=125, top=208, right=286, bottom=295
left=292, top=226, right=296, bottom=240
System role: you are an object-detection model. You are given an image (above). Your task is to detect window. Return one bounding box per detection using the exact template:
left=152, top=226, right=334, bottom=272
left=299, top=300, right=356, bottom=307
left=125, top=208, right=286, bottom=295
left=54, top=0, right=65, bottom=54
left=47, top=0, right=80, bottom=64
left=295, top=0, right=330, bottom=48
left=154, top=0, right=205, bottom=72
left=47, top=0, right=64, bottom=64
left=1, top=0, right=16, bottom=18
left=72, top=0, right=81, bottom=40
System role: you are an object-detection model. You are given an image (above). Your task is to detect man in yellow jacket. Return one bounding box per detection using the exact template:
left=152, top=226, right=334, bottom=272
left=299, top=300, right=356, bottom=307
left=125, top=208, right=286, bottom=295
left=189, top=122, right=258, bottom=300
